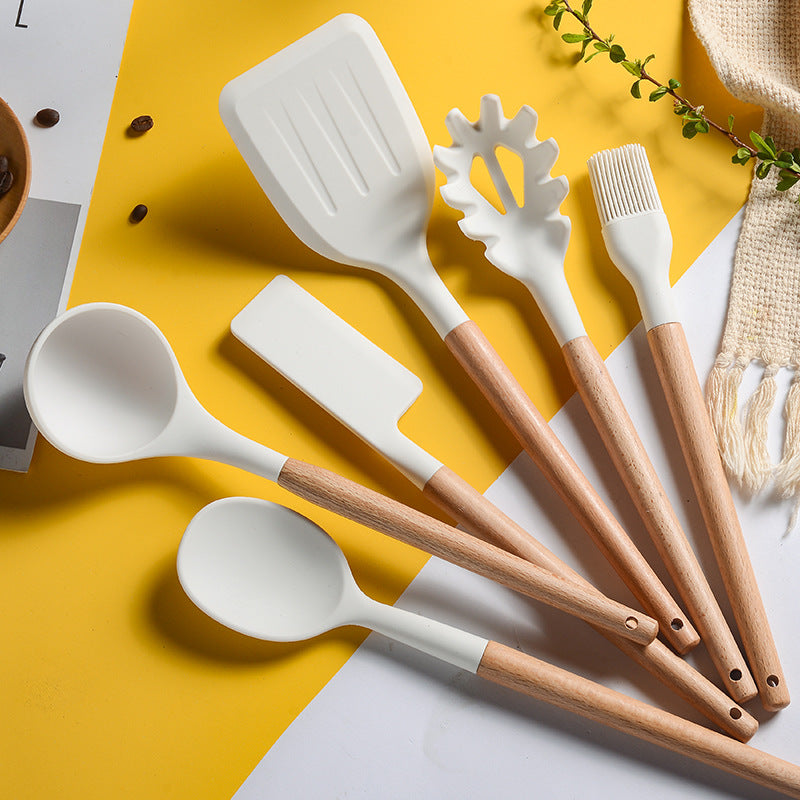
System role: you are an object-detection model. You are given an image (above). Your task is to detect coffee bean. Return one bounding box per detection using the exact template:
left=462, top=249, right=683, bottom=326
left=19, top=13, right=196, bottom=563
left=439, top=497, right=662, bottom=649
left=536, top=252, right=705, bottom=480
left=35, top=108, right=60, bottom=127
left=130, top=115, right=154, bottom=133
left=129, top=203, right=148, bottom=223
left=0, top=170, right=14, bottom=196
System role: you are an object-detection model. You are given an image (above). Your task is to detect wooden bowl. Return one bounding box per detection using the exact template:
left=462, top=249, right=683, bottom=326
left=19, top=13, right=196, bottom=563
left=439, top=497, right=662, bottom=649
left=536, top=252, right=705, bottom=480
left=0, top=96, right=31, bottom=245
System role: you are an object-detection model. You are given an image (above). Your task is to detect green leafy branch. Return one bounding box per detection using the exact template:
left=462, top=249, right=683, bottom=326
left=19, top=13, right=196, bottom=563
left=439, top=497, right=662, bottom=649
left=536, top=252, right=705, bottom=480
left=544, top=0, right=800, bottom=197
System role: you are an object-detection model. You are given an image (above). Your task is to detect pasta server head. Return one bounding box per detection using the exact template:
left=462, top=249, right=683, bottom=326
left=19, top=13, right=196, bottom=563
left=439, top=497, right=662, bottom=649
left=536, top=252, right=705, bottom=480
left=434, top=95, right=584, bottom=345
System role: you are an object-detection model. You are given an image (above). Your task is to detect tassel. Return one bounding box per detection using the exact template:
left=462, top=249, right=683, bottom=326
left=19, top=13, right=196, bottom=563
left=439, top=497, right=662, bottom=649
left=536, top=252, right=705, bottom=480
left=741, top=363, right=778, bottom=493
left=706, top=353, right=747, bottom=483
left=777, top=373, right=800, bottom=498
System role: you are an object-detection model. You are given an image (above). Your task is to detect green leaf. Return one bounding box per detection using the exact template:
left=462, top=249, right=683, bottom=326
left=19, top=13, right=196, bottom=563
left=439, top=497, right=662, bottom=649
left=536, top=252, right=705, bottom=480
left=755, top=161, right=772, bottom=180
left=631, top=80, right=641, bottom=99
left=673, top=103, right=689, bottom=115
left=668, top=78, right=681, bottom=89
left=609, top=44, right=626, bottom=62
left=593, top=41, right=610, bottom=51
left=776, top=172, right=800, bottom=191
left=728, top=114, right=735, bottom=132
left=649, top=86, right=669, bottom=101
left=622, top=60, right=640, bottom=76
left=553, top=9, right=565, bottom=28
left=562, top=32, right=588, bottom=43
left=582, top=0, right=593, bottom=15
left=642, top=53, right=655, bottom=67
left=750, top=131, right=776, bottom=157
left=694, top=119, right=710, bottom=134
left=682, top=121, right=698, bottom=139
left=544, top=2, right=560, bottom=15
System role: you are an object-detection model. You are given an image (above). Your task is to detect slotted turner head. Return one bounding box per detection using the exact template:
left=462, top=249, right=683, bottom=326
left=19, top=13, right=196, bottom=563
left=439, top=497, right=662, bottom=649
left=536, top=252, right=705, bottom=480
left=220, top=14, right=434, bottom=276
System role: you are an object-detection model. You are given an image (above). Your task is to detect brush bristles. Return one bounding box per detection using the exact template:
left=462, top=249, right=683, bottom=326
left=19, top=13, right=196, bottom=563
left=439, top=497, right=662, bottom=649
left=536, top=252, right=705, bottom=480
left=587, top=144, right=662, bottom=225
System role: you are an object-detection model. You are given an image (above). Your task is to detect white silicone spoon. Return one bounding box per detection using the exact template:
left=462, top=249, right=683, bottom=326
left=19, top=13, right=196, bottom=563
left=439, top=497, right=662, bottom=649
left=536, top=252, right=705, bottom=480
left=176, top=497, right=800, bottom=800
left=21, top=302, right=656, bottom=643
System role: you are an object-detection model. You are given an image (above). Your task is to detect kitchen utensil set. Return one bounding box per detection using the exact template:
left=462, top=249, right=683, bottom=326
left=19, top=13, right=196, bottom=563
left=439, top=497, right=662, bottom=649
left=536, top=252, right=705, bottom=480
left=22, top=11, right=796, bottom=798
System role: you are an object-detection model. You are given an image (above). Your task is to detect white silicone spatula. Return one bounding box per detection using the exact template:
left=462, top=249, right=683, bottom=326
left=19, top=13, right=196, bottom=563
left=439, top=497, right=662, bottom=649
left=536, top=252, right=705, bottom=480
left=433, top=94, right=754, bottom=703
left=176, top=497, right=800, bottom=800
left=230, top=276, right=757, bottom=739
left=219, top=13, right=695, bottom=653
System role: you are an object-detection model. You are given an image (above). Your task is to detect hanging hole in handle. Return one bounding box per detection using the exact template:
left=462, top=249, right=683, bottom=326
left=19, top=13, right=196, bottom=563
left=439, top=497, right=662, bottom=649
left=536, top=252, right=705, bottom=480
left=624, top=616, right=638, bottom=630
left=730, top=707, right=743, bottom=720
left=767, top=674, right=780, bottom=687
left=670, top=618, right=684, bottom=631
left=729, top=669, right=743, bottom=682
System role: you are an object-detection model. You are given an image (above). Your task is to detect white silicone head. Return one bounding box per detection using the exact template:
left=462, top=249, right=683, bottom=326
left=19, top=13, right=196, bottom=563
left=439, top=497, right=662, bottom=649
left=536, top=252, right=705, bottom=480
left=232, top=276, right=443, bottom=486
left=220, top=14, right=468, bottom=337
left=434, top=94, right=586, bottom=345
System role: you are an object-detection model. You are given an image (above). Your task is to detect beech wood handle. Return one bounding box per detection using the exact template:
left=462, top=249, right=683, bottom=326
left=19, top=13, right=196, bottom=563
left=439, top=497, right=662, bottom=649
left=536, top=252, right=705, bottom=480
left=276, top=459, right=655, bottom=644
left=478, top=640, right=800, bottom=798
left=562, top=335, right=755, bottom=703
left=444, top=320, right=697, bottom=653
left=648, top=322, right=789, bottom=711
left=422, top=466, right=756, bottom=742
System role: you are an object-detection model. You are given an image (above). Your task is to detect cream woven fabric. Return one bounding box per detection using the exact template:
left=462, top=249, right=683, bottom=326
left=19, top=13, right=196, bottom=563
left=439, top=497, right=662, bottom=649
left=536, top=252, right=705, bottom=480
left=689, top=0, right=800, bottom=499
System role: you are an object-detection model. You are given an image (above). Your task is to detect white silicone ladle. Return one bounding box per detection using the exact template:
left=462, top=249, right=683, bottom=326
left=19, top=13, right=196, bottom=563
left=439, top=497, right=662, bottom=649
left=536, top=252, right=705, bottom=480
left=175, top=497, right=800, bottom=800
left=22, top=302, right=657, bottom=644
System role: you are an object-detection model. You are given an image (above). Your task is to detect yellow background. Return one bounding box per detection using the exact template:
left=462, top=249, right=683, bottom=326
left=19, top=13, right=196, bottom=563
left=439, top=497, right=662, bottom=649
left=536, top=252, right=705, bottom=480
left=2, top=1, right=757, bottom=797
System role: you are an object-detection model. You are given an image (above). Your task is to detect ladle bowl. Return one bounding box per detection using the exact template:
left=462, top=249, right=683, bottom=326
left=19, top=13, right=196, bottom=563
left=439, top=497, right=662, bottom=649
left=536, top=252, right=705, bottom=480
left=24, top=303, right=181, bottom=462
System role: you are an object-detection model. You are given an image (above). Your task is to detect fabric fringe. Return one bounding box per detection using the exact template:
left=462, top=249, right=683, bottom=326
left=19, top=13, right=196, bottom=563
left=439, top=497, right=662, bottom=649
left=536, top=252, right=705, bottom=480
left=741, top=364, right=779, bottom=492
left=706, top=353, right=747, bottom=483
left=777, top=375, right=800, bottom=499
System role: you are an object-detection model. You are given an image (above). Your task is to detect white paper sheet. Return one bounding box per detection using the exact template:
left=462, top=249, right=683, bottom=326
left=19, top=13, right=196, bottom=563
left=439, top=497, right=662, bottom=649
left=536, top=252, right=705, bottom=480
left=233, top=210, right=800, bottom=799
left=0, top=0, right=133, bottom=470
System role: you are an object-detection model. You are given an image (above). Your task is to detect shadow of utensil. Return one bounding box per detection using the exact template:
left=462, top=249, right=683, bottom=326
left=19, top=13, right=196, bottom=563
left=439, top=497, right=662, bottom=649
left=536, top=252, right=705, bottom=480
left=0, top=438, right=216, bottom=518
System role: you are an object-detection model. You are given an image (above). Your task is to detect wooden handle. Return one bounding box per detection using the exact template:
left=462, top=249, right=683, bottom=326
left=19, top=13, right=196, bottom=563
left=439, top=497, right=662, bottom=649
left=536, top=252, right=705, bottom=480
left=562, top=335, right=756, bottom=703
left=422, top=466, right=757, bottom=741
left=277, top=459, right=656, bottom=644
left=478, top=641, right=800, bottom=798
left=648, top=322, right=789, bottom=711
left=444, top=320, right=697, bottom=653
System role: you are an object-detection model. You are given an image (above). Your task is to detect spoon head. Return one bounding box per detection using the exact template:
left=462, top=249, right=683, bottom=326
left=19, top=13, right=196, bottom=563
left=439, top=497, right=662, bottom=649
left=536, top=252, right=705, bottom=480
left=24, top=303, right=181, bottom=463
left=177, top=498, right=353, bottom=642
